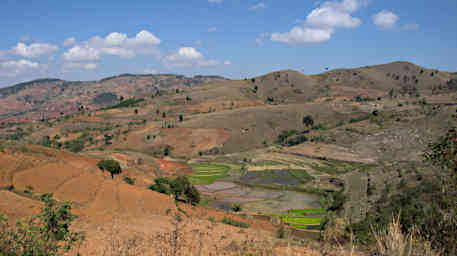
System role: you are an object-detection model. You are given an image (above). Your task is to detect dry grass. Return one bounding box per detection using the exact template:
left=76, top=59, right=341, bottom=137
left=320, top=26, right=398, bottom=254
left=372, top=215, right=441, bottom=256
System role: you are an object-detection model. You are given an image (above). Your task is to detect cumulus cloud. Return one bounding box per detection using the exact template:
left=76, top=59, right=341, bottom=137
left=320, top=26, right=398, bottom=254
left=63, top=37, right=76, bottom=47
left=0, top=59, right=45, bottom=77
left=165, top=47, right=219, bottom=68
left=271, top=0, right=364, bottom=45
left=271, top=27, right=333, bottom=44
left=63, top=45, right=100, bottom=61
left=62, top=30, right=161, bottom=62
left=11, top=42, right=58, bottom=58
left=373, top=10, right=399, bottom=30
left=208, top=27, right=217, bottom=32
left=250, top=2, right=266, bottom=10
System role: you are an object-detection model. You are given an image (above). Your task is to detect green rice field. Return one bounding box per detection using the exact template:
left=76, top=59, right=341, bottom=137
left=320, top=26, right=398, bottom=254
left=189, top=163, right=230, bottom=185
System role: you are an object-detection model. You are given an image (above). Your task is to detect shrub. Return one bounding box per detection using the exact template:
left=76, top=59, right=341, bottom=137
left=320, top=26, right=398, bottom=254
left=0, top=194, right=84, bottom=256
left=123, top=176, right=136, bottom=185
left=150, top=176, right=200, bottom=205
left=64, top=139, right=85, bottom=153
left=303, top=115, right=314, bottom=127
left=232, top=203, right=242, bottom=212
left=222, top=217, right=249, bottom=228
left=277, top=225, right=286, bottom=239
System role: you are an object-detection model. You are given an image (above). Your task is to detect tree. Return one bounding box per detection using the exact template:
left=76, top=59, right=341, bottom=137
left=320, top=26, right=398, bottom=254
left=185, top=184, right=200, bottom=205
left=97, top=159, right=122, bottom=179
left=179, top=114, right=183, bottom=122
left=0, top=194, right=84, bottom=256
left=303, top=115, right=314, bottom=127
left=119, top=95, right=124, bottom=101
left=162, top=112, right=166, bottom=118
left=134, top=109, right=138, bottom=114
left=152, top=176, right=200, bottom=205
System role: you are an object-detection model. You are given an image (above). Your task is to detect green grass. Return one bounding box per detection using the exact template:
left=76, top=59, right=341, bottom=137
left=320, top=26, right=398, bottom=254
left=268, top=209, right=325, bottom=230
left=283, top=216, right=322, bottom=226
left=189, top=163, right=230, bottom=185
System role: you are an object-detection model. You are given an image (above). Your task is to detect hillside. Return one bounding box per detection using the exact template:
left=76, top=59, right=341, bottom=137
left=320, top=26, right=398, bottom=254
left=0, top=61, right=456, bottom=255
left=0, top=74, right=226, bottom=122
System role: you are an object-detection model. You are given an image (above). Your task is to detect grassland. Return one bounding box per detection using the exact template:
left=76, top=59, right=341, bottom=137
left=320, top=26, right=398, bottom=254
left=189, top=163, right=230, bottom=185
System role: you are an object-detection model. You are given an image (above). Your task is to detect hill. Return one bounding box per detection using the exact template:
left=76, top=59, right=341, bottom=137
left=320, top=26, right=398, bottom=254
left=0, top=74, right=227, bottom=122
left=0, top=61, right=456, bottom=255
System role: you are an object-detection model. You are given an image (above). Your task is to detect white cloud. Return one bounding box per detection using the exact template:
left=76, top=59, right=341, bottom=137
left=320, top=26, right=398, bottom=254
left=62, top=30, right=161, bottom=62
left=250, top=2, right=266, bottom=10
left=271, top=0, right=364, bottom=45
left=208, top=0, right=223, bottom=3
left=373, top=10, right=399, bottom=30
left=223, top=60, right=231, bottom=65
left=62, top=62, right=97, bottom=71
left=271, top=27, right=333, bottom=44
left=11, top=42, right=58, bottom=58
left=208, top=27, right=217, bottom=32
left=165, top=47, right=219, bottom=68
left=256, top=38, right=264, bottom=46
left=63, top=45, right=100, bottom=61
left=306, top=5, right=361, bottom=28
left=63, top=37, right=76, bottom=47
left=0, top=59, right=45, bottom=77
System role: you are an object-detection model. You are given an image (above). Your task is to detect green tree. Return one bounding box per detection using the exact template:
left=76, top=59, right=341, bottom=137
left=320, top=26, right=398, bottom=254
left=0, top=194, right=84, bottom=256
left=97, top=159, right=122, bottom=179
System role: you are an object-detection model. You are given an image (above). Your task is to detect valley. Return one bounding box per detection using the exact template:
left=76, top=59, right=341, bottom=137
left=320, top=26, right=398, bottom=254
left=0, top=61, right=456, bottom=255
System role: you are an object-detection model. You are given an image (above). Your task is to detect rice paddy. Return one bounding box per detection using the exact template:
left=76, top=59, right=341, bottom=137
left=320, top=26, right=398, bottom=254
left=189, top=163, right=230, bottom=185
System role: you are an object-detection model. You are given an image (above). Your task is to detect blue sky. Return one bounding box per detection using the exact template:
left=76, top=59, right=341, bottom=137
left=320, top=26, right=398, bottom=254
left=0, top=0, right=456, bottom=87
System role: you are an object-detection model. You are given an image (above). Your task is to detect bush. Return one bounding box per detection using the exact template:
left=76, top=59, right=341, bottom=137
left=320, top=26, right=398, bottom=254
left=0, top=194, right=84, bottom=256
left=232, top=203, right=242, bottom=212
left=277, top=225, right=286, bottom=239
left=149, top=176, right=200, bottom=205
left=64, top=139, right=85, bottom=153
left=222, top=217, right=249, bottom=228
left=123, top=176, right=136, bottom=185
left=303, top=115, right=314, bottom=127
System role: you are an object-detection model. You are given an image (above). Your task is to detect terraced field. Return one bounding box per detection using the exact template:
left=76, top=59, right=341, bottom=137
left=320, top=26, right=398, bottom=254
left=269, top=209, right=325, bottom=230
left=189, top=163, right=230, bottom=185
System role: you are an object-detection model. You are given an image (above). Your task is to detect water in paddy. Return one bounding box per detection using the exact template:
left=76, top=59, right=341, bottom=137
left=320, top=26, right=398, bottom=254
left=197, top=181, right=321, bottom=214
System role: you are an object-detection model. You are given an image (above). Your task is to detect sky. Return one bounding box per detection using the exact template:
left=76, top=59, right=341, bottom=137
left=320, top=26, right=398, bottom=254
left=0, top=0, right=456, bottom=88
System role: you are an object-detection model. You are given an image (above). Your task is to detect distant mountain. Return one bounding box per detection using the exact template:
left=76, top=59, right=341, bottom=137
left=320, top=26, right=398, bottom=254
left=0, top=74, right=227, bottom=121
